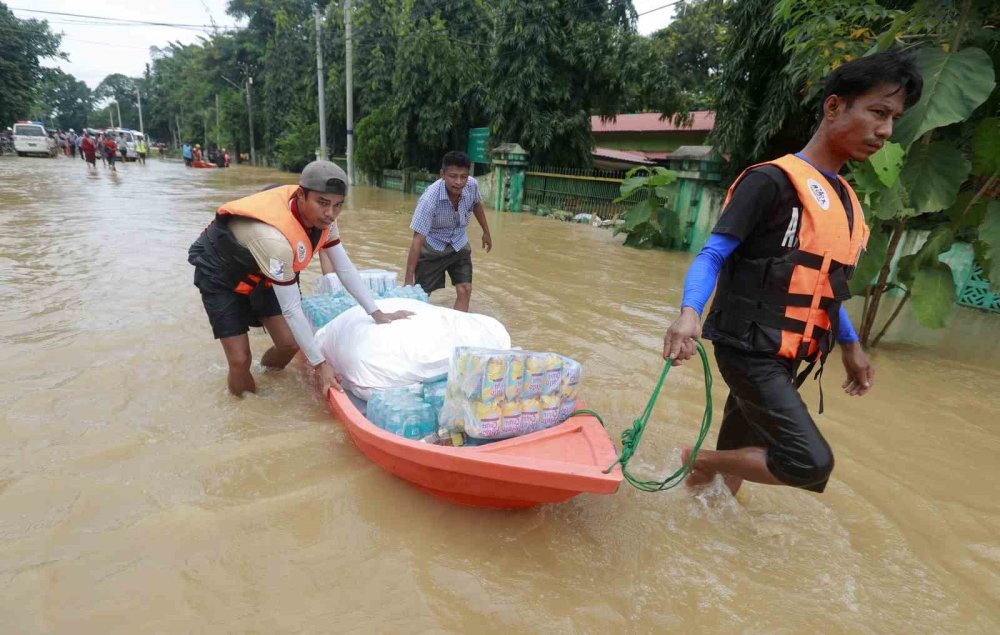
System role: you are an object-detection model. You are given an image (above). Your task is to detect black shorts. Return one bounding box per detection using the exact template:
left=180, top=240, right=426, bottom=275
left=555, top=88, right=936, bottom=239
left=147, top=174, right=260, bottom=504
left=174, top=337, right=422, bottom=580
left=199, top=283, right=283, bottom=339
left=184, top=157, right=192, bottom=166
left=713, top=344, right=834, bottom=493
left=414, top=242, right=473, bottom=293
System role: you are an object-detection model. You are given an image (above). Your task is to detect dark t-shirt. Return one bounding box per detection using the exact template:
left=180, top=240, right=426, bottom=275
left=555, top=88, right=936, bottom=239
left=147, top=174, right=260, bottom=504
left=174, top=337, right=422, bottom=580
left=713, top=164, right=854, bottom=261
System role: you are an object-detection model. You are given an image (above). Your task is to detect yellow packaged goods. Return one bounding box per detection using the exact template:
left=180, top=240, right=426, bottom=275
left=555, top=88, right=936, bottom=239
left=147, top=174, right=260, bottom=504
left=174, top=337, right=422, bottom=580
left=505, top=354, right=524, bottom=401
left=523, top=354, right=545, bottom=399
left=541, top=395, right=560, bottom=427
left=443, top=347, right=585, bottom=441
left=482, top=355, right=506, bottom=404
left=472, top=402, right=502, bottom=438
left=544, top=354, right=563, bottom=395
left=520, top=398, right=541, bottom=431
left=501, top=400, right=523, bottom=436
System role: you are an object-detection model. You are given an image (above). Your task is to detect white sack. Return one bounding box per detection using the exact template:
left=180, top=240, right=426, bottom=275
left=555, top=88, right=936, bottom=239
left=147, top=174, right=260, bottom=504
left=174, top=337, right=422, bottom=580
left=315, top=298, right=511, bottom=400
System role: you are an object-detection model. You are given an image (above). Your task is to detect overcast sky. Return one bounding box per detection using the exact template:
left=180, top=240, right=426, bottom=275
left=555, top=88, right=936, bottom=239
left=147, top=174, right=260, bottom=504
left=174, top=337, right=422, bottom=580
left=11, top=0, right=676, bottom=91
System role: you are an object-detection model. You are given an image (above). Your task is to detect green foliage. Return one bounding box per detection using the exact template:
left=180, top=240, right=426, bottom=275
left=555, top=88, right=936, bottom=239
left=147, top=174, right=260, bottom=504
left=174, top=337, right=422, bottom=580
left=275, top=115, right=320, bottom=173
left=849, top=223, right=889, bottom=294
left=392, top=0, right=489, bottom=170
left=711, top=0, right=812, bottom=172
left=32, top=68, right=92, bottom=131
left=354, top=106, right=400, bottom=174
left=899, top=141, right=971, bottom=214
left=892, top=47, right=997, bottom=148
left=613, top=167, right=681, bottom=249
left=642, top=0, right=728, bottom=112
left=971, top=117, right=1000, bottom=177
left=980, top=202, right=1000, bottom=285
left=0, top=5, right=64, bottom=126
left=910, top=263, right=956, bottom=328
left=487, top=0, right=637, bottom=167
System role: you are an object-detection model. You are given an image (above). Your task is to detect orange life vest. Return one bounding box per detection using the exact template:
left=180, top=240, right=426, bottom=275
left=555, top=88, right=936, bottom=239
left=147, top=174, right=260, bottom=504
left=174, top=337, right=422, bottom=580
left=703, top=154, right=869, bottom=363
left=216, top=184, right=331, bottom=293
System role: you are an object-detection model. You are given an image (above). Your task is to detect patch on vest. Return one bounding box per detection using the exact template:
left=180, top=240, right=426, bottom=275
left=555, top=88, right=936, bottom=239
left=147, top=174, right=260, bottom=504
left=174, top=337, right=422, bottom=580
left=269, top=257, right=284, bottom=278
left=296, top=241, right=307, bottom=263
left=806, top=179, right=831, bottom=210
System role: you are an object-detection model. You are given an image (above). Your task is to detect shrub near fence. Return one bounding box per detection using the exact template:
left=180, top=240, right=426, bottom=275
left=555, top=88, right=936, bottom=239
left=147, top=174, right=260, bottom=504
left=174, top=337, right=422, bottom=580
left=523, top=166, right=648, bottom=219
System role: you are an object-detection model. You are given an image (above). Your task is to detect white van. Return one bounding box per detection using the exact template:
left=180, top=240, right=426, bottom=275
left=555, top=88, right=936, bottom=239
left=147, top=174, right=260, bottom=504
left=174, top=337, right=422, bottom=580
left=107, top=128, right=139, bottom=160
left=13, top=121, right=57, bottom=157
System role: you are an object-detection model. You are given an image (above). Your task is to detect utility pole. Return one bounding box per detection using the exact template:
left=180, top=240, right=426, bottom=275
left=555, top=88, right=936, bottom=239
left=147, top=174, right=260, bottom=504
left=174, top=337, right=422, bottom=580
left=215, top=93, right=221, bottom=150
left=135, top=89, right=145, bottom=138
left=246, top=77, right=256, bottom=166
left=175, top=113, right=182, bottom=148
left=109, top=108, right=115, bottom=129
left=315, top=6, right=327, bottom=160
left=113, top=99, right=122, bottom=128
left=345, top=0, right=355, bottom=184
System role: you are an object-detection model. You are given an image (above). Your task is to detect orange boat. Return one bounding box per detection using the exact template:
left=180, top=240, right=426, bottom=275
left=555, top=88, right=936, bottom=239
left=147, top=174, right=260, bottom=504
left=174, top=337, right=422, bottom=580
left=327, top=389, right=623, bottom=509
left=190, top=160, right=217, bottom=168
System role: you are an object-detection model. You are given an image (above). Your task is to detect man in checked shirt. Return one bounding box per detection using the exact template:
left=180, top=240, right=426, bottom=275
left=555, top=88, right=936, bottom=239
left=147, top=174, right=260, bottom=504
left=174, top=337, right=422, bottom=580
left=404, top=151, right=493, bottom=312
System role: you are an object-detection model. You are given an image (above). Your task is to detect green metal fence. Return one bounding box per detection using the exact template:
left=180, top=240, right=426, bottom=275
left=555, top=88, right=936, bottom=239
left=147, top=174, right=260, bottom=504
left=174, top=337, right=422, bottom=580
left=957, top=264, right=1000, bottom=313
left=523, top=166, right=647, bottom=219
left=382, top=169, right=405, bottom=191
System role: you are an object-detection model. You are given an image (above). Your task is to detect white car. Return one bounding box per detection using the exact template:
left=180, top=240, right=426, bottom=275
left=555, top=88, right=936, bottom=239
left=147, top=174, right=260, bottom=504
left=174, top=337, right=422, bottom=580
left=13, top=121, right=57, bottom=157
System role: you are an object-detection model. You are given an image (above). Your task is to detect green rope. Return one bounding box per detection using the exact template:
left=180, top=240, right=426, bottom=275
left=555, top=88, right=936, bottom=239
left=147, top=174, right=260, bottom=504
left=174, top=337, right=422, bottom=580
left=570, top=340, right=713, bottom=492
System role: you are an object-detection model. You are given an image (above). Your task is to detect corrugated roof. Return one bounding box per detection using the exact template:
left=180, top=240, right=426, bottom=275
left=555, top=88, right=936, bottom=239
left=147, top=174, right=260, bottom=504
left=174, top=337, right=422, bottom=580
left=591, top=111, right=715, bottom=134
left=591, top=147, right=654, bottom=164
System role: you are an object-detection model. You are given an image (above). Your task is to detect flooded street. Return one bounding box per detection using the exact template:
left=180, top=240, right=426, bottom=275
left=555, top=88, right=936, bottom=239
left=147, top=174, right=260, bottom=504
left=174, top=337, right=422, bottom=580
left=1, top=155, right=998, bottom=633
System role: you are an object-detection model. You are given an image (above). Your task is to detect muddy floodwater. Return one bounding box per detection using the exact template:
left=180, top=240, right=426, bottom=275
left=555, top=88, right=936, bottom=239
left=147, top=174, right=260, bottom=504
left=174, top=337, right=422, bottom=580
left=1, top=155, right=998, bottom=633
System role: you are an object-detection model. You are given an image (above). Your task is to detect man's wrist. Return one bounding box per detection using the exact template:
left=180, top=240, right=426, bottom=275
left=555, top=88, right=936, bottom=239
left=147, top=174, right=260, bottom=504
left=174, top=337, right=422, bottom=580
left=680, top=305, right=701, bottom=319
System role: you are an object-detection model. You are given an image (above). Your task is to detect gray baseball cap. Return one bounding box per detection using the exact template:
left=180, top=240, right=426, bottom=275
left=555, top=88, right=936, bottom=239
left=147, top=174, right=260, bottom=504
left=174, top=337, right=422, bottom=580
left=300, top=160, right=348, bottom=195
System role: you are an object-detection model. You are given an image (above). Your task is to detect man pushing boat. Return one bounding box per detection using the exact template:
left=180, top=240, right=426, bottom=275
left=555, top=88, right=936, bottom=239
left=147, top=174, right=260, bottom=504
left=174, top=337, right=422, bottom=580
left=663, top=52, right=922, bottom=495
left=188, top=161, right=412, bottom=396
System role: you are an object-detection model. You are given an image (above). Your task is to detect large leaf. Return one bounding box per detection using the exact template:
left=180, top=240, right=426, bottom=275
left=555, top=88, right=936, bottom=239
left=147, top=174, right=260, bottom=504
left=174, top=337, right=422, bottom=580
left=850, top=223, right=889, bottom=294
left=980, top=201, right=1000, bottom=287
left=910, top=263, right=955, bottom=329
left=947, top=192, right=989, bottom=229
left=617, top=176, right=647, bottom=200
left=868, top=141, right=905, bottom=187
left=623, top=197, right=657, bottom=230
left=898, top=225, right=956, bottom=287
left=871, top=180, right=912, bottom=220
left=892, top=47, right=996, bottom=148
left=972, top=117, right=1000, bottom=178
left=899, top=141, right=970, bottom=214
left=645, top=171, right=678, bottom=187
left=849, top=159, right=884, bottom=196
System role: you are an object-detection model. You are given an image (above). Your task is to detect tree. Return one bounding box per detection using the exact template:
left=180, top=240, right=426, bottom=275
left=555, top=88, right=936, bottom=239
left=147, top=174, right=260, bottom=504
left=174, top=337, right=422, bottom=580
left=486, top=0, right=638, bottom=167
left=391, top=0, right=490, bottom=169
left=31, top=68, right=92, bottom=131
left=648, top=0, right=728, bottom=111
left=0, top=4, right=64, bottom=125
left=94, top=73, right=141, bottom=128
left=710, top=0, right=814, bottom=173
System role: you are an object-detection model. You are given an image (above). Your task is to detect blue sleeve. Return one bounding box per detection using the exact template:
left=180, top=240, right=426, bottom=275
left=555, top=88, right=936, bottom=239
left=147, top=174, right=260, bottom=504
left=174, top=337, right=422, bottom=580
left=837, top=305, right=858, bottom=344
left=681, top=233, right=740, bottom=314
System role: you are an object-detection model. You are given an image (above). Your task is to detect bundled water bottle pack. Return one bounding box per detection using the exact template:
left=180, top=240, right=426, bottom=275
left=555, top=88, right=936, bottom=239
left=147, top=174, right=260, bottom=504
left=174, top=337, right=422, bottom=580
left=366, top=378, right=463, bottom=445
left=302, top=269, right=429, bottom=329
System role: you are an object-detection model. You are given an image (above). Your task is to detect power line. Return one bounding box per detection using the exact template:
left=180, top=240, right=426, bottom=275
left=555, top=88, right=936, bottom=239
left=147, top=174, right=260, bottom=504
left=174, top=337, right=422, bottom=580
left=8, top=7, right=237, bottom=31
left=637, top=1, right=682, bottom=17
